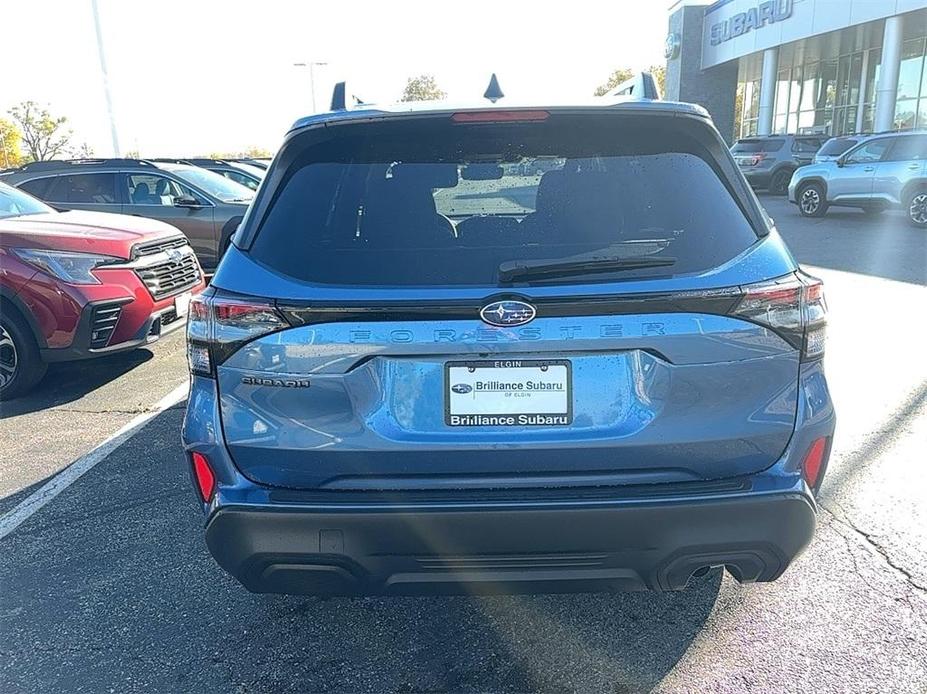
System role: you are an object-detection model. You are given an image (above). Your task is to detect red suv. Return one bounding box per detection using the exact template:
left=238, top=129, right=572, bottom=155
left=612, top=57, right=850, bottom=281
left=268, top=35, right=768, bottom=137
left=0, top=182, right=205, bottom=399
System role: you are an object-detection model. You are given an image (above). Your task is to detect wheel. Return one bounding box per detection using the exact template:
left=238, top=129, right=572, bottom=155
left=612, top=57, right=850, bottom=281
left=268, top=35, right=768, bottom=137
left=906, top=189, right=927, bottom=228
left=798, top=182, right=828, bottom=218
left=769, top=169, right=792, bottom=196
left=0, top=306, right=47, bottom=400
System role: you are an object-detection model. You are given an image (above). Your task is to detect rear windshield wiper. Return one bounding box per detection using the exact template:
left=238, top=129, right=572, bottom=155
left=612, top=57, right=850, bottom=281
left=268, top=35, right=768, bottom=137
left=498, top=255, right=676, bottom=284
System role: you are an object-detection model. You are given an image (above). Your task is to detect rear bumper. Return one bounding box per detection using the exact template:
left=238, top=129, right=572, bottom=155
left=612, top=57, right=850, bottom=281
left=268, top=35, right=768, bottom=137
left=204, top=488, right=816, bottom=595
left=741, top=169, right=772, bottom=188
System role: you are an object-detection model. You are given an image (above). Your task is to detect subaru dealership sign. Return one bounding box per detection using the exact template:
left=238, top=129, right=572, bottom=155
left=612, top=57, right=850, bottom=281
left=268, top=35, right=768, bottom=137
left=709, top=0, right=793, bottom=45
left=701, top=0, right=925, bottom=69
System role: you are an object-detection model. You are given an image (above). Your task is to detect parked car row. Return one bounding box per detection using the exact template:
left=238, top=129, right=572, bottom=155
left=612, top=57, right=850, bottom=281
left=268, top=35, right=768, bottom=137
left=0, top=181, right=206, bottom=398
left=0, top=158, right=259, bottom=272
left=732, top=131, right=927, bottom=226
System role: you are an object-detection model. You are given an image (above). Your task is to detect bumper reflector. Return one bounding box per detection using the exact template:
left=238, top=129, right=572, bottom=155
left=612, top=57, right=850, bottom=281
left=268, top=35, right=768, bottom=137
left=191, top=452, right=216, bottom=502
left=801, top=438, right=828, bottom=489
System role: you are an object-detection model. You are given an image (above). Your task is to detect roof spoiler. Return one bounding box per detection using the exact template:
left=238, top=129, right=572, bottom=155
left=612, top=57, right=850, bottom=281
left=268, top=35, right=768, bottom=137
left=607, top=72, right=660, bottom=100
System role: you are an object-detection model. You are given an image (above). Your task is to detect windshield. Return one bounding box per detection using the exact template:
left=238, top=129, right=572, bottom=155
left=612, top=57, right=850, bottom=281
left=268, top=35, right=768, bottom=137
left=161, top=164, right=254, bottom=202
left=731, top=139, right=784, bottom=153
left=818, top=138, right=859, bottom=156
left=0, top=182, right=54, bottom=219
left=230, top=162, right=266, bottom=179
left=249, top=115, right=759, bottom=287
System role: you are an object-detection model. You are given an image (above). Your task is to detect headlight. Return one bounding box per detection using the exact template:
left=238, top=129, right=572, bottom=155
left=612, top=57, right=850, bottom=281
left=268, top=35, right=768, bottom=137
left=12, top=248, right=122, bottom=285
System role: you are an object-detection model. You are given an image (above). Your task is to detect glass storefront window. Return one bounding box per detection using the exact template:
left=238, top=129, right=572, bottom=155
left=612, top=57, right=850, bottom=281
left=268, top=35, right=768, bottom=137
left=821, top=60, right=838, bottom=111
left=898, top=38, right=926, bottom=101
left=895, top=99, right=918, bottom=130
left=799, top=63, right=818, bottom=112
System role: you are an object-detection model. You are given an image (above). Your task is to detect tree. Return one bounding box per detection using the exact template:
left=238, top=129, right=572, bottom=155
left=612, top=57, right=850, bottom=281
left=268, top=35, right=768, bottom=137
left=593, top=68, right=634, bottom=97
left=0, top=118, right=25, bottom=169
left=594, top=65, right=666, bottom=97
left=8, top=101, right=72, bottom=161
left=70, top=142, right=95, bottom=158
left=400, top=74, right=446, bottom=102
left=204, top=146, right=273, bottom=160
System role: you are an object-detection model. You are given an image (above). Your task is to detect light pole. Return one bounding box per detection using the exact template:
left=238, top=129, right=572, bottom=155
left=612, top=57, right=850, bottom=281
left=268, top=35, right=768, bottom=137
left=293, top=61, right=328, bottom=113
left=90, top=0, right=121, bottom=156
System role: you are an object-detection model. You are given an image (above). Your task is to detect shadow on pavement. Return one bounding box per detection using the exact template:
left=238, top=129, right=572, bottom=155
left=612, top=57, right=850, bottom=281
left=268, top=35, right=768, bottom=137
left=759, top=194, right=927, bottom=286
left=0, top=346, right=155, bottom=418
left=0, top=407, right=721, bottom=693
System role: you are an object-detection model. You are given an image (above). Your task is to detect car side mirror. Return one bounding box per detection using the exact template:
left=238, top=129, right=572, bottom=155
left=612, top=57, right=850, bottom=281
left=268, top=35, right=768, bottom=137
left=174, top=195, right=201, bottom=207
left=836, top=156, right=847, bottom=168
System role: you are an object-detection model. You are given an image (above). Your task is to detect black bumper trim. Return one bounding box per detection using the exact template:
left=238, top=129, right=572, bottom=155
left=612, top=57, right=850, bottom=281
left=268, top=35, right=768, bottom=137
left=205, top=492, right=816, bottom=596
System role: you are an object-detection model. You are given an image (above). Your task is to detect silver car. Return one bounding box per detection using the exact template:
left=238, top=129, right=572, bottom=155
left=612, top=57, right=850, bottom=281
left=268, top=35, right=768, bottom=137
left=789, top=131, right=927, bottom=227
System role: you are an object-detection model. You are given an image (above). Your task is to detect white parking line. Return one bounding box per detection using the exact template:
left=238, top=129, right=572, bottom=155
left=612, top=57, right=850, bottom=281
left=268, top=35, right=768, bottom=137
left=0, top=382, right=189, bottom=541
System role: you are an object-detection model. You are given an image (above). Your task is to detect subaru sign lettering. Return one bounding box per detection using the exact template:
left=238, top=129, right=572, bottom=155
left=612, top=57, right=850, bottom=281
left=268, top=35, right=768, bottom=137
left=710, top=0, right=793, bottom=46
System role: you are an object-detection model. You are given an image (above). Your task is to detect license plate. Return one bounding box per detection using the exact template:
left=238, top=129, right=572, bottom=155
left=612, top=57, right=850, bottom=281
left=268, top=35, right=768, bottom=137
left=445, top=359, right=572, bottom=427
left=174, top=292, right=192, bottom=317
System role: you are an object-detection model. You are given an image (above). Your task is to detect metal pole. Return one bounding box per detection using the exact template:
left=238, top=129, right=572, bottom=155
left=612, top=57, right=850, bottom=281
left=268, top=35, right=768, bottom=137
left=90, top=0, right=121, bottom=156
left=855, top=49, right=870, bottom=134
left=310, top=63, right=317, bottom=113
left=874, top=15, right=904, bottom=132
left=757, top=47, right=779, bottom=136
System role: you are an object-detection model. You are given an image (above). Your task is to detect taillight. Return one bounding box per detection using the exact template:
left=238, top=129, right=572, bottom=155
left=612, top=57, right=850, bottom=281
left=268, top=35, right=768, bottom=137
left=190, top=451, right=216, bottom=502
left=733, top=271, right=826, bottom=360
left=186, top=290, right=288, bottom=377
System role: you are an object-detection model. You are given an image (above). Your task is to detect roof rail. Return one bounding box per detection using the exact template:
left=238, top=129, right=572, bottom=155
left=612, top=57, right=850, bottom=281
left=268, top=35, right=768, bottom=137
left=14, top=158, right=159, bottom=171
left=607, top=72, right=660, bottom=100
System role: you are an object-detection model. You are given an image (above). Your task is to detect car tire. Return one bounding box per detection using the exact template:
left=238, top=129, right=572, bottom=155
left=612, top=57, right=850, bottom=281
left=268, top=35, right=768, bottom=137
left=906, top=189, right=927, bottom=228
left=769, top=169, right=792, bottom=196
left=0, top=306, right=47, bottom=400
left=797, top=182, right=828, bottom=218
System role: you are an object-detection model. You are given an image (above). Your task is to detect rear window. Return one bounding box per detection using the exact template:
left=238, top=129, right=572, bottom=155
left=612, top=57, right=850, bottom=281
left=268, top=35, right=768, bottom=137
left=731, top=139, right=784, bottom=153
left=817, top=137, right=859, bottom=156
left=249, top=115, right=759, bottom=287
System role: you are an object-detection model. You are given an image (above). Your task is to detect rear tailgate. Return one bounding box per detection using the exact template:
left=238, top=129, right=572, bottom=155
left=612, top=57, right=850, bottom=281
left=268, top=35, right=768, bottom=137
left=217, top=303, right=798, bottom=489
left=212, top=108, right=800, bottom=491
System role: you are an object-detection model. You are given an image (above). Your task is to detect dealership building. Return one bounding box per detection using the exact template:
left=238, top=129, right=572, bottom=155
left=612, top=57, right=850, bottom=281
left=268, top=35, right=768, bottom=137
left=665, top=0, right=927, bottom=142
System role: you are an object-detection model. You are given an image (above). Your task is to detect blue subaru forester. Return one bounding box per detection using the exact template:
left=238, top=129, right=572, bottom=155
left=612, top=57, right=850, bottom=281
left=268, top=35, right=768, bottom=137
left=183, top=79, right=835, bottom=596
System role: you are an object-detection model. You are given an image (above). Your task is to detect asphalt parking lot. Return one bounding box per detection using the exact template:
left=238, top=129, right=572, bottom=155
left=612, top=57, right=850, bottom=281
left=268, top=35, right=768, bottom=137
left=1, top=196, right=926, bottom=693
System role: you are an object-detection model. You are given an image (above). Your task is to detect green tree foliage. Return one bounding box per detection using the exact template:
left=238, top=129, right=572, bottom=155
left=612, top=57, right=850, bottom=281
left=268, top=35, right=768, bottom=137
left=594, top=65, right=666, bottom=97
left=594, top=68, right=634, bottom=96
left=400, top=75, right=446, bottom=102
left=0, top=118, right=25, bottom=169
left=7, top=101, right=72, bottom=161
left=205, top=146, right=273, bottom=159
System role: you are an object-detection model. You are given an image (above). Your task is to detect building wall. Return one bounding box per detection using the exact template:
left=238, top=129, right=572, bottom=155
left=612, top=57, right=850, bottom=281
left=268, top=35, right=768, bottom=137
left=666, top=4, right=740, bottom=143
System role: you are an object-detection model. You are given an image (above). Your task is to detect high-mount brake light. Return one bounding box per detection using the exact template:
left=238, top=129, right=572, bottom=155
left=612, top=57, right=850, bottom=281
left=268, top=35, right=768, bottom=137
left=451, top=110, right=550, bottom=123
left=186, top=292, right=288, bottom=378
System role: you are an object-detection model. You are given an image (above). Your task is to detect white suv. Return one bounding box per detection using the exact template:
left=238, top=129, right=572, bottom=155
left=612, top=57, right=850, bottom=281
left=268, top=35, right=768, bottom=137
left=789, top=132, right=927, bottom=226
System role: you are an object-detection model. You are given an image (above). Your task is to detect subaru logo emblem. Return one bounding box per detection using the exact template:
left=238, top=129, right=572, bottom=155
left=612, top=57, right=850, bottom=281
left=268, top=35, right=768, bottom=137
left=479, top=300, right=536, bottom=327
left=451, top=383, right=473, bottom=394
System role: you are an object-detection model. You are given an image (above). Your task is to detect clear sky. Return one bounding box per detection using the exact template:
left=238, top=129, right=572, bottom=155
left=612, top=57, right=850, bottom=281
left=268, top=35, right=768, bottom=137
left=0, top=0, right=670, bottom=157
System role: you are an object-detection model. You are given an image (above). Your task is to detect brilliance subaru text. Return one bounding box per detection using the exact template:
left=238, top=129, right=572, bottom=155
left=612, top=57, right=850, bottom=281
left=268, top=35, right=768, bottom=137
left=183, top=77, right=835, bottom=596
